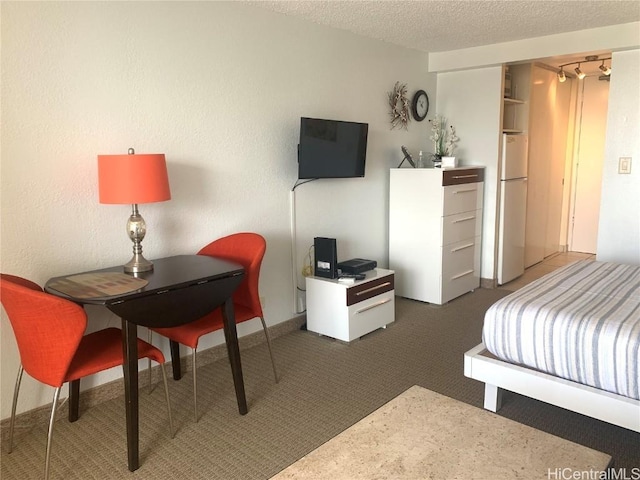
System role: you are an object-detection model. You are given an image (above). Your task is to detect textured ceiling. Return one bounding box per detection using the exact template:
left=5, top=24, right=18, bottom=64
left=249, top=1, right=640, bottom=54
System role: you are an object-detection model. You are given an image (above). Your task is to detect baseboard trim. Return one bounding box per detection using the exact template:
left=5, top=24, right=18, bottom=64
left=480, top=277, right=497, bottom=289
left=1, top=314, right=306, bottom=446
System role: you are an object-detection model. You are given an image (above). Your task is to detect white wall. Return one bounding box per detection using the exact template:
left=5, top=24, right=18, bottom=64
left=0, top=2, right=434, bottom=418
left=435, top=67, right=503, bottom=280
left=597, top=49, right=640, bottom=264
left=569, top=75, right=610, bottom=254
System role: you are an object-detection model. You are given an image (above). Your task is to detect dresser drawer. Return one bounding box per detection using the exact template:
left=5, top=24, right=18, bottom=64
left=443, top=183, right=480, bottom=216
left=346, top=274, right=394, bottom=306
left=442, top=238, right=476, bottom=279
left=442, top=210, right=481, bottom=246
left=441, top=237, right=480, bottom=303
left=442, top=168, right=484, bottom=186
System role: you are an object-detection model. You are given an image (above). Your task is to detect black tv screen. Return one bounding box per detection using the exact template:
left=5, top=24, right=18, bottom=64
left=298, top=117, right=368, bottom=179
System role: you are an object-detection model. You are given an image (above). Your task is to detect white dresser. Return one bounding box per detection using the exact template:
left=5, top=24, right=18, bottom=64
left=389, top=167, right=484, bottom=305
left=306, top=268, right=395, bottom=342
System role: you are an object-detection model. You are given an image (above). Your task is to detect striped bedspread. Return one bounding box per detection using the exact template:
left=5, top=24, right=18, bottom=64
left=482, top=260, right=640, bottom=400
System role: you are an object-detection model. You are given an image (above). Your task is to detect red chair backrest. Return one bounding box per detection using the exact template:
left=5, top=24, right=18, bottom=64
left=197, top=233, right=266, bottom=319
left=0, top=274, right=87, bottom=388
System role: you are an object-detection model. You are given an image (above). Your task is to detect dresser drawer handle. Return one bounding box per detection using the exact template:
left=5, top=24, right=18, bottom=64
left=452, top=174, right=478, bottom=180
left=356, top=298, right=392, bottom=314
left=452, top=215, right=476, bottom=224
left=453, top=188, right=476, bottom=194
left=451, top=243, right=474, bottom=253
left=355, top=282, right=392, bottom=296
left=451, top=270, right=474, bottom=280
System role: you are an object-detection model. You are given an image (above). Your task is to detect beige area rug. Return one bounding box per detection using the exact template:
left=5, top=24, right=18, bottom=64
left=271, top=385, right=611, bottom=480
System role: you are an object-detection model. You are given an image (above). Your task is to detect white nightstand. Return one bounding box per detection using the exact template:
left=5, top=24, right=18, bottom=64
left=305, top=268, right=395, bottom=342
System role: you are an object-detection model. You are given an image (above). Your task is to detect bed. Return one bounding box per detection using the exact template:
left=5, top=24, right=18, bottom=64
left=464, top=260, right=640, bottom=432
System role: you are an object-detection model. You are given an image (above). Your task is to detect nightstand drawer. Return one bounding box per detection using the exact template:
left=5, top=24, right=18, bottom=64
left=346, top=290, right=395, bottom=341
left=347, top=274, right=394, bottom=306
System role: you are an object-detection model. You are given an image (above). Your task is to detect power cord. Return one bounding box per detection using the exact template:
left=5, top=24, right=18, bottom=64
left=301, top=244, right=314, bottom=277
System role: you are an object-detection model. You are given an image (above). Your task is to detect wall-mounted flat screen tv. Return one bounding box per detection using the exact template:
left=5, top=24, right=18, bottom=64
left=298, top=117, right=368, bottom=179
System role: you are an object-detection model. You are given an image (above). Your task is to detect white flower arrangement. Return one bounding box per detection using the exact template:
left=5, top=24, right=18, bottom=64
left=429, top=114, right=459, bottom=157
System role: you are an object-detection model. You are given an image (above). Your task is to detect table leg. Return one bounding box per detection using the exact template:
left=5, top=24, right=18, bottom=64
left=68, top=380, right=80, bottom=422
left=221, top=299, right=248, bottom=415
left=170, top=340, right=182, bottom=380
left=122, top=320, right=139, bottom=472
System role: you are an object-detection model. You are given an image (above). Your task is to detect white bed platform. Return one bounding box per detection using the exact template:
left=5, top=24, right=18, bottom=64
left=464, top=343, right=640, bottom=433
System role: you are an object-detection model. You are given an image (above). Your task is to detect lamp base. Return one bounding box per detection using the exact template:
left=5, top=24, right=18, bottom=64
left=124, top=204, right=153, bottom=274
left=124, top=253, right=154, bottom=273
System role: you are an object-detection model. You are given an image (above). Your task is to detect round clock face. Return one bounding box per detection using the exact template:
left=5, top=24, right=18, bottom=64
left=412, top=90, right=429, bottom=121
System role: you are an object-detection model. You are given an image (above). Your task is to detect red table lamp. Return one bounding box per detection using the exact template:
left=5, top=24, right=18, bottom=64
left=98, top=148, right=171, bottom=273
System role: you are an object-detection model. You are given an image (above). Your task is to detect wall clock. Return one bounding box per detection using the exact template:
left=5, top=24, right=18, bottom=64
left=411, top=90, right=429, bottom=121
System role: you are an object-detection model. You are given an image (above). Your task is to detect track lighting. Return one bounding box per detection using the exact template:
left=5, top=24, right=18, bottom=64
left=557, top=68, right=566, bottom=83
left=599, top=61, right=611, bottom=75
left=557, top=55, right=611, bottom=81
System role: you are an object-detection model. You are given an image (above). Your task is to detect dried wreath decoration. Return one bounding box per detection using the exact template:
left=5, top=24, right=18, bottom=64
left=388, top=81, right=410, bottom=130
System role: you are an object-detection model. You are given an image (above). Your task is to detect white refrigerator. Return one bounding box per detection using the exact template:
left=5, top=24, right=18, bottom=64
left=498, top=134, right=528, bottom=285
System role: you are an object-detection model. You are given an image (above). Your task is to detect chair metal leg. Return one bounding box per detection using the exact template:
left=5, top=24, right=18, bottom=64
left=8, top=365, right=24, bottom=454
left=45, top=387, right=62, bottom=480
left=259, top=316, right=279, bottom=383
left=192, top=347, right=198, bottom=423
left=159, top=362, right=175, bottom=438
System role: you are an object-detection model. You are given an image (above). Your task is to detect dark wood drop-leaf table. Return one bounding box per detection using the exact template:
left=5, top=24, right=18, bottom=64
left=45, top=255, right=247, bottom=472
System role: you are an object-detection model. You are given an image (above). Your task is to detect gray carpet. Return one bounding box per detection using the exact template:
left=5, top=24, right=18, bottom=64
left=2, top=288, right=639, bottom=479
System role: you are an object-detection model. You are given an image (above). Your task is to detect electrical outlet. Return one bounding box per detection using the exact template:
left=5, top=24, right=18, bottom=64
left=618, top=157, right=632, bottom=174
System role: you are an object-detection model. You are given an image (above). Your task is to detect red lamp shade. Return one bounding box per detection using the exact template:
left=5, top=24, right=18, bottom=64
left=98, top=153, right=171, bottom=205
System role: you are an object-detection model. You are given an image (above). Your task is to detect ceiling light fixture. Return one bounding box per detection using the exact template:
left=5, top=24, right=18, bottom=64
left=557, top=68, right=566, bottom=83
left=599, top=61, right=612, bottom=75
left=556, top=55, right=611, bottom=81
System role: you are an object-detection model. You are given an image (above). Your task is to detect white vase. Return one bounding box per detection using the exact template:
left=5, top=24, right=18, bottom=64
left=442, top=156, right=457, bottom=168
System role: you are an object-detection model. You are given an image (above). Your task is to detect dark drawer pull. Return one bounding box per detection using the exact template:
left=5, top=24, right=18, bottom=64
left=356, top=298, right=392, bottom=314
left=355, top=282, right=392, bottom=297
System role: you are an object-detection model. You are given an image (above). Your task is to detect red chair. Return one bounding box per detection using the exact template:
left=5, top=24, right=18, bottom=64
left=149, top=232, right=278, bottom=421
left=0, top=274, right=174, bottom=480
